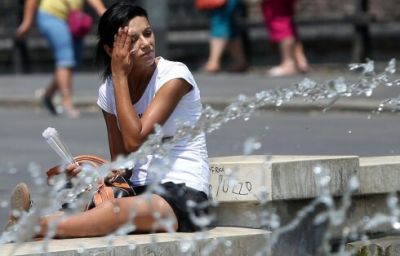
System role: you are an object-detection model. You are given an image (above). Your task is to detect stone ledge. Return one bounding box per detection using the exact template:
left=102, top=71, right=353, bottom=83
left=209, top=155, right=400, bottom=203
left=359, top=156, right=400, bottom=195
left=347, top=235, right=400, bottom=256
left=208, top=155, right=400, bottom=255
left=0, top=227, right=270, bottom=256
left=209, top=155, right=360, bottom=202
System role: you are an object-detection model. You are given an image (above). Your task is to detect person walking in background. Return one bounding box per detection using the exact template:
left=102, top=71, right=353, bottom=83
left=262, top=0, right=308, bottom=77
left=15, top=0, right=107, bottom=118
left=202, top=0, right=248, bottom=74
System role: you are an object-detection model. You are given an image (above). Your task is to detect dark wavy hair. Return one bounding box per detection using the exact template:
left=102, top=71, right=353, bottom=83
left=94, top=1, right=148, bottom=81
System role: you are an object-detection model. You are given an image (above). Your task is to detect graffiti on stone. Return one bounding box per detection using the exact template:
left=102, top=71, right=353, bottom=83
left=209, top=165, right=253, bottom=198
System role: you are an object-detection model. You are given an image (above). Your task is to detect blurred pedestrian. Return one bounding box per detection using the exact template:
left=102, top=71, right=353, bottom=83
left=202, top=0, right=248, bottom=74
left=262, top=0, right=308, bottom=77
left=15, top=0, right=107, bottom=118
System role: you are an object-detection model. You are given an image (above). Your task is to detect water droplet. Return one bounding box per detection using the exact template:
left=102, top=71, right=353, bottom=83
left=77, top=246, right=85, bottom=254
left=313, top=166, right=322, bottom=174
left=186, top=200, right=196, bottom=208
left=348, top=130, right=352, bottom=134
left=113, top=206, right=120, bottom=213
left=8, top=168, right=17, bottom=174
left=342, top=227, right=350, bottom=235
left=349, top=177, right=359, bottom=191
left=12, top=210, right=21, bottom=218
left=84, top=177, right=93, bottom=184
left=393, top=222, right=400, bottom=229
left=180, top=242, right=191, bottom=252
left=387, top=196, right=398, bottom=208
left=153, top=212, right=161, bottom=218
left=1, top=201, right=8, bottom=208
left=243, top=137, right=261, bottom=155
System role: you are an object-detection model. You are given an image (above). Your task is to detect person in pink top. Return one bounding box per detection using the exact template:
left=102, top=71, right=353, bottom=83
left=262, top=0, right=308, bottom=76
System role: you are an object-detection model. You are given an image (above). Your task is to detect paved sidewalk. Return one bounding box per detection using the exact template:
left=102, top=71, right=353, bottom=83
left=0, top=67, right=399, bottom=113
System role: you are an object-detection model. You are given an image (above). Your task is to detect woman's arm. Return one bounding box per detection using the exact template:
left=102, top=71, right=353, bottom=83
left=102, top=110, right=128, bottom=161
left=115, top=78, right=192, bottom=153
left=61, top=110, right=125, bottom=179
left=86, top=0, right=107, bottom=16
left=15, top=0, right=39, bottom=40
left=111, top=27, right=192, bottom=153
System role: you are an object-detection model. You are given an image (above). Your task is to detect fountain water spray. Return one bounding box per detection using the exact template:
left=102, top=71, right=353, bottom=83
left=1, top=60, right=400, bottom=255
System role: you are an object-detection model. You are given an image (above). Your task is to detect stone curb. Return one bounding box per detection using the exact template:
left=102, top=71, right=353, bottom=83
left=0, top=227, right=270, bottom=255
left=0, top=96, right=391, bottom=113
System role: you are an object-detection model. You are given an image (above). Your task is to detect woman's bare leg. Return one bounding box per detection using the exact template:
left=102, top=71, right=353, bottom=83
left=266, top=37, right=298, bottom=76
left=294, top=41, right=308, bottom=73
left=38, top=195, right=178, bottom=238
left=55, top=67, right=79, bottom=117
left=204, top=37, right=228, bottom=73
left=44, top=78, right=58, bottom=99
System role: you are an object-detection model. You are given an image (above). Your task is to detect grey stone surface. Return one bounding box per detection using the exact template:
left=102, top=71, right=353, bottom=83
left=347, top=236, right=400, bottom=256
left=359, top=156, right=400, bottom=195
left=209, top=155, right=360, bottom=202
left=208, top=155, right=400, bottom=255
left=0, top=227, right=270, bottom=256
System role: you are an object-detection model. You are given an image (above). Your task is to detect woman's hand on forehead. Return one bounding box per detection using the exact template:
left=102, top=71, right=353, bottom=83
left=111, top=26, right=137, bottom=77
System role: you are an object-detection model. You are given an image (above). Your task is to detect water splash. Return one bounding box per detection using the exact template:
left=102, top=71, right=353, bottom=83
left=1, top=59, right=400, bottom=255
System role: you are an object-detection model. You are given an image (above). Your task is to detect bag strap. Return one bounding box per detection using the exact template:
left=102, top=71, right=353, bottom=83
left=46, top=155, right=107, bottom=185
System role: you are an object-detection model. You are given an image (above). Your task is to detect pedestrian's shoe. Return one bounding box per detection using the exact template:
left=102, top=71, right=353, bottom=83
left=3, top=183, right=32, bottom=232
left=42, top=96, right=58, bottom=115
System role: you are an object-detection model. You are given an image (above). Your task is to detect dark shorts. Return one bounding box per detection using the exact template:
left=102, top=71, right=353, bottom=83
left=132, top=182, right=209, bottom=232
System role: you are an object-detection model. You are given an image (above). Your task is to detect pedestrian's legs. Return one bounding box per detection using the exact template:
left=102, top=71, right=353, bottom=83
left=262, top=0, right=307, bottom=76
left=227, top=36, right=248, bottom=72
left=44, top=78, right=57, bottom=98
left=36, top=11, right=79, bottom=117
left=204, top=38, right=228, bottom=73
left=273, top=37, right=298, bottom=75
left=55, top=67, right=79, bottom=117
left=204, top=0, right=245, bottom=73
left=294, top=41, right=308, bottom=73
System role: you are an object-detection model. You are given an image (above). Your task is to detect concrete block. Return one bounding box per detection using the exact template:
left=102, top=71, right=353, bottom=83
left=209, top=155, right=360, bottom=203
left=210, top=203, right=263, bottom=228
left=0, top=227, right=270, bottom=256
left=347, top=236, right=400, bottom=256
left=359, top=156, right=400, bottom=194
left=210, top=194, right=397, bottom=255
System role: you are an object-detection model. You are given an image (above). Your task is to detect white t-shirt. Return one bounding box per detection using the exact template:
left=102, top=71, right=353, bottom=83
left=97, top=57, right=209, bottom=194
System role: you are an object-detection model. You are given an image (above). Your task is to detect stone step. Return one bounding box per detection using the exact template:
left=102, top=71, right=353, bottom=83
left=347, top=235, right=400, bottom=256
left=0, top=227, right=270, bottom=256
left=207, top=155, right=400, bottom=255
left=209, top=155, right=360, bottom=203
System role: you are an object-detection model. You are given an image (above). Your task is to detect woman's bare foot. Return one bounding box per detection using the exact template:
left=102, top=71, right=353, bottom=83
left=203, top=62, right=220, bottom=74
left=62, top=105, right=80, bottom=118
left=266, top=65, right=299, bottom=77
